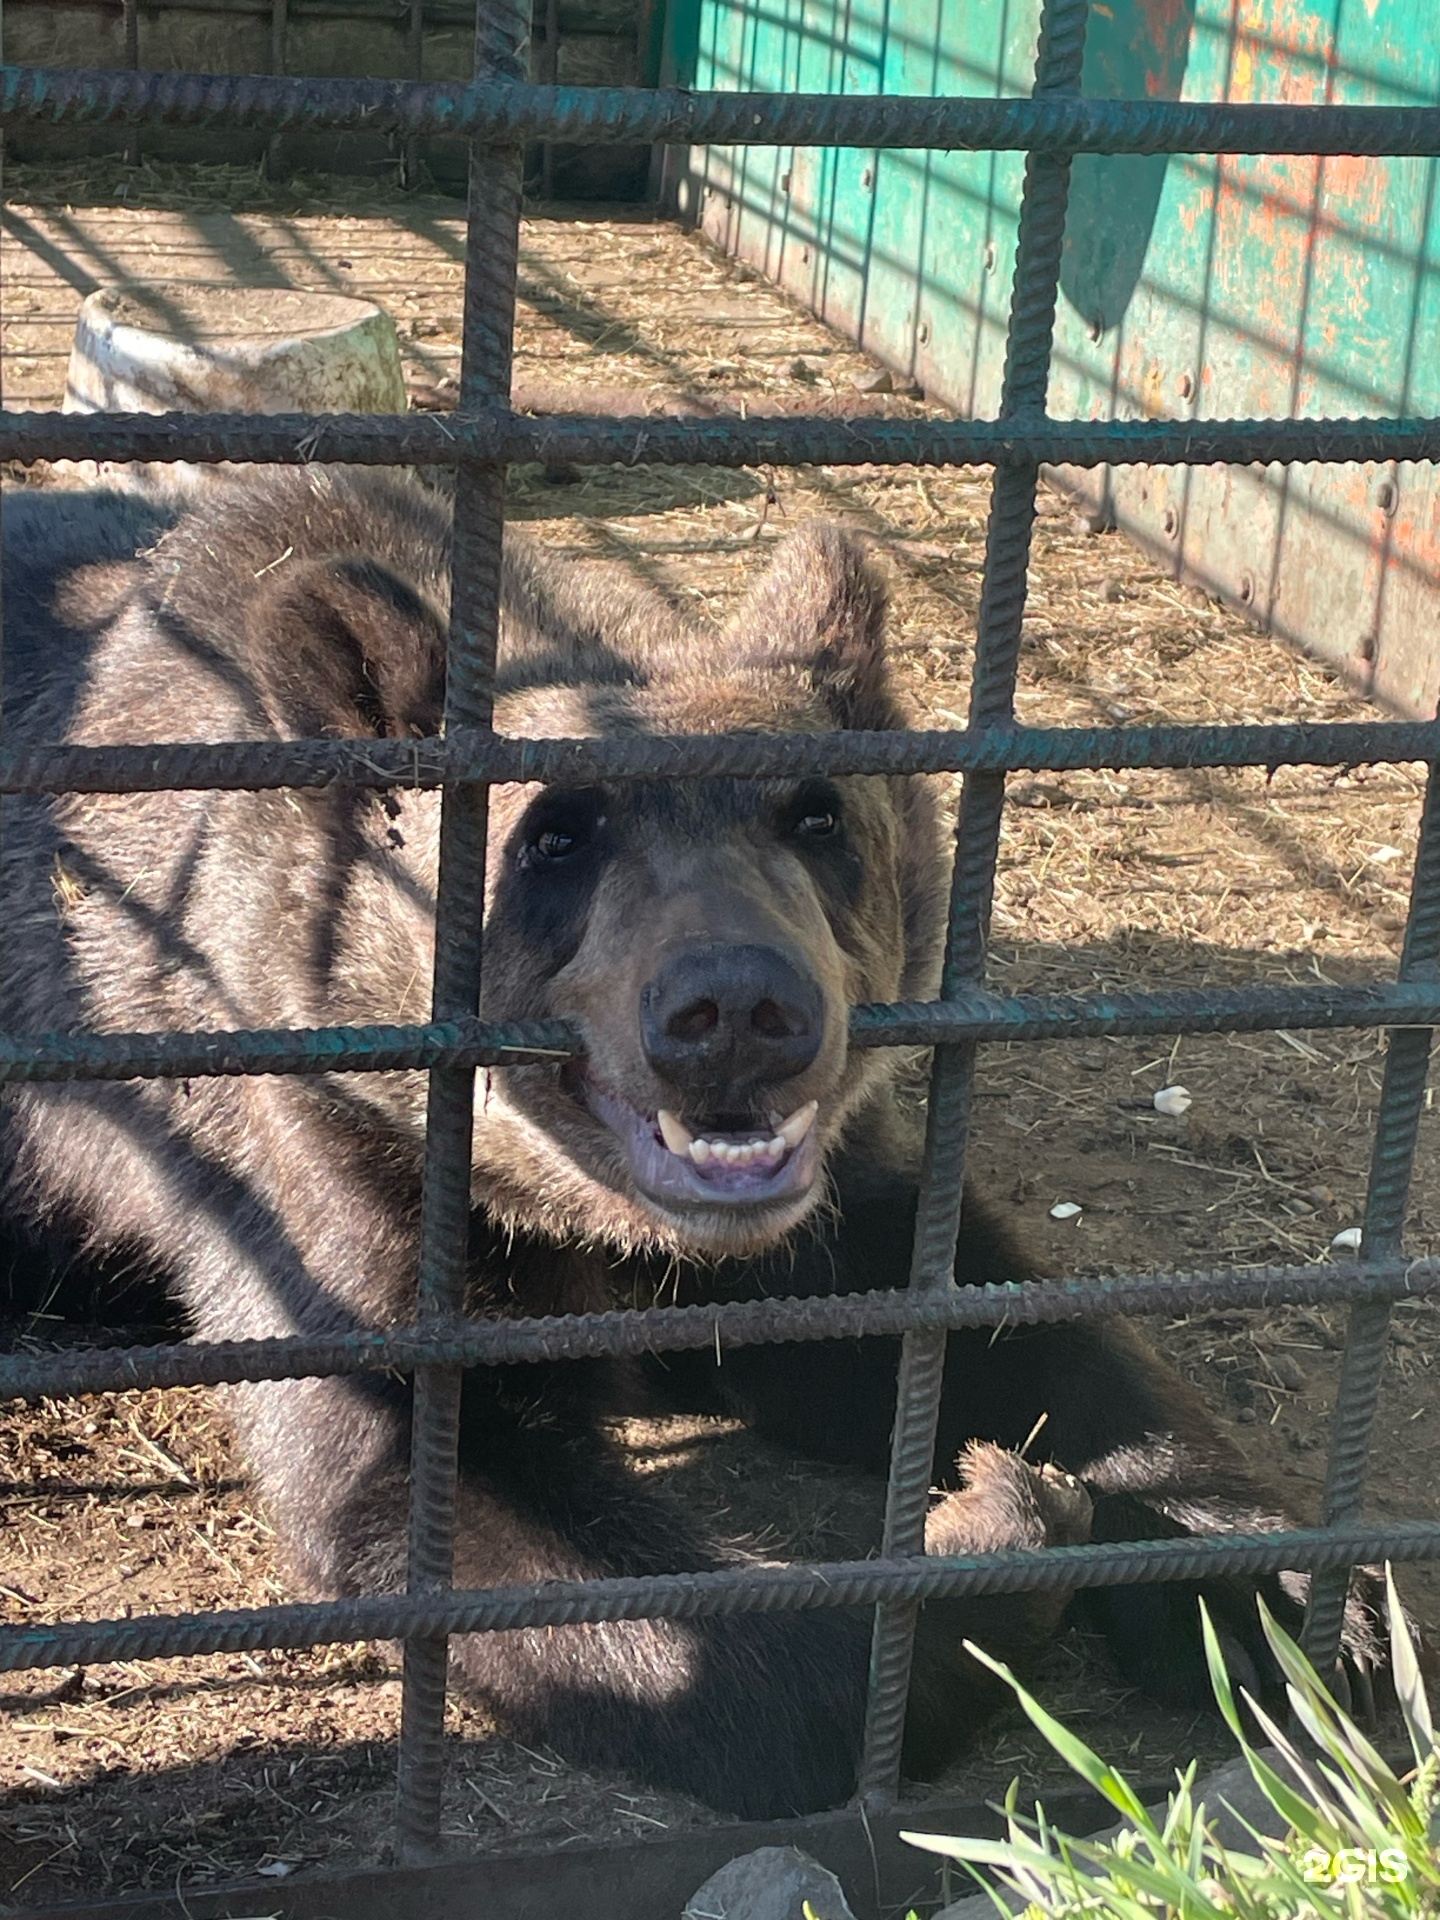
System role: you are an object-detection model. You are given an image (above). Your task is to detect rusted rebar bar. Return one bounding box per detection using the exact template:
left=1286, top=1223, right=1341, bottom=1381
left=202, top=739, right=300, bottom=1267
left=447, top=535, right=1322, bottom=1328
left=394, top=0, right=528, bottom=1862
left=859, top=0, right=1089, bottom=1807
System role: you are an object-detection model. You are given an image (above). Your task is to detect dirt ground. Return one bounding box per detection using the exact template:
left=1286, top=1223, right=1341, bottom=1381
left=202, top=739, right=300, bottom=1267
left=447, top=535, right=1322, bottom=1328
left=3, top=160, right=1440, bottom=1908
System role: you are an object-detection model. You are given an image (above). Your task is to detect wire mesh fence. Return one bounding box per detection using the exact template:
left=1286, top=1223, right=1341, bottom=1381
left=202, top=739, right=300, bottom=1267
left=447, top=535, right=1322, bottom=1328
left=3, top=0, right=1440, bottom=1867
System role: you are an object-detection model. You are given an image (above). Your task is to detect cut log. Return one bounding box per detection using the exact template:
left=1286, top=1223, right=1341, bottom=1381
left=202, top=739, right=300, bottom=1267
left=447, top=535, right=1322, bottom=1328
left=60, top=285, right=406, bottom=488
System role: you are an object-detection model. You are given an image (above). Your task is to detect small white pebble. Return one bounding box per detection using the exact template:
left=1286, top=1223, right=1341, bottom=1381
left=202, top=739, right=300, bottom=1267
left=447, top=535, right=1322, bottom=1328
left=256, top=1860, right=295, bottom=1878
left=1153, top=1085, right=1192, bottom=1117
left=1331, top=1227, right=1364, bottom=1253
left=1049, top=1201, right=1083, bottom=1220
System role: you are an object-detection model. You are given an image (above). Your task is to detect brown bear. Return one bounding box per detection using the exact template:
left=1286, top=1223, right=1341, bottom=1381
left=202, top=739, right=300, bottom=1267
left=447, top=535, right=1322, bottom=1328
left=0, top=469, right=1376, bottom=1819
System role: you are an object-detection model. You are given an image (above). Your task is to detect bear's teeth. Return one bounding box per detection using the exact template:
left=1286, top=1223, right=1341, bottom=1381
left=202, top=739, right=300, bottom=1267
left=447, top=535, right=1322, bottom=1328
left=658, top=1108, right=813, bottom=1170
left=683, top=1134, right=789, bottom=1169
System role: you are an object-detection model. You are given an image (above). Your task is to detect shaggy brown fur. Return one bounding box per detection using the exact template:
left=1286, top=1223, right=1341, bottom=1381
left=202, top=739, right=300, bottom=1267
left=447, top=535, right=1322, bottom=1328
left=0, top=471, right=1378, bottom=1818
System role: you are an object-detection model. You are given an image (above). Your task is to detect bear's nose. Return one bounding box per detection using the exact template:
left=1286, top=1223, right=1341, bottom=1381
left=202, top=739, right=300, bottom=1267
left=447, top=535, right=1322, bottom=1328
left=640, top=943, right=823, bottom=1100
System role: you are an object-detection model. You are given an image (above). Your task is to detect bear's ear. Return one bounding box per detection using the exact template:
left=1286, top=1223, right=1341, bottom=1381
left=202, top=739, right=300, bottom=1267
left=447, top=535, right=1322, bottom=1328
left=726, top=523, right=903, bottom=730
left=247, top=556, right=446, bottom=740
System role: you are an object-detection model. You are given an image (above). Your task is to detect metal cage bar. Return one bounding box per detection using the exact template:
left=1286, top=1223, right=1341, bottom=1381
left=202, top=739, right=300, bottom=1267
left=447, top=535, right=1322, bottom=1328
left=858, top=0, right=1088, bottom=1804
left=1302, top=764, right=1440, bottom=1673
left=3, top=69, right=1440, bottom=155
left=265, top=0, right=289, bottom=175
left=121, top=0, right=140, bottom=164
left=393, top=0, right=528, bottom=1858
left=402, top=0, right=425, bottom=186
left=6, top=710, right=1440, bottom=795
left=0, top=0, right=1438, bottom=1865
left=12, top=0, right=477, bottom=18
left=6, top=1249, right=1440, bottom=1407
left=7, top=406, right=1440, bottom=471
left=8, top=1522, right=1440, bottom=1678
left=8, top=977, right=1440, bottom=1090
left=1, top=0, right=6, bottom=1090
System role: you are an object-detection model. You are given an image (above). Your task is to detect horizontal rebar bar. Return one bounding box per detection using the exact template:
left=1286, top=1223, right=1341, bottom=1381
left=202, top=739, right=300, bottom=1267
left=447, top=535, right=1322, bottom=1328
left=0, top=979, right=1435, bottom=1085
left=1, top=715, right=1437, bottom=798
left=6, top=405, right=1440, bottom=472
left=4, top=69, right=1440, bottom=156
left=5, top=1521, right=1438, bottom=1674
left=4, top=1254, right=1434, bottom=1403
left=34, top=0, right=480, bottom=23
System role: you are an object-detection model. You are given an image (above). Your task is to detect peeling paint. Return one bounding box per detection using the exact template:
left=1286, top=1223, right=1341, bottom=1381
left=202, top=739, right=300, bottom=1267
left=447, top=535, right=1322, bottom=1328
left=1138, top=0, right=1192, bottom=45
left=689, top=0, right=1440, bottom=714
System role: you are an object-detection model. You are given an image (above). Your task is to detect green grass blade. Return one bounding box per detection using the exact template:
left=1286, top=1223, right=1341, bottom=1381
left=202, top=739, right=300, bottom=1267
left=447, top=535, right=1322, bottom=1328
left=1258, top=1606, right=1409, bottom=1819
left=1231, top=1696, right=1348, bottom=1841
left=1386, top=1566, right=1435, bottom=1768
left=961, top=1640, right=1156, bottom=1828
left=1201, top=1602, right=1248, bottom=1745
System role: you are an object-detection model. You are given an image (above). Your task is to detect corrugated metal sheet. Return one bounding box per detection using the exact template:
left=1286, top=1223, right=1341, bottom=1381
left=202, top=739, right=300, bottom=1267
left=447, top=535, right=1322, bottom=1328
left=664, top=0, right=1440, bottom=716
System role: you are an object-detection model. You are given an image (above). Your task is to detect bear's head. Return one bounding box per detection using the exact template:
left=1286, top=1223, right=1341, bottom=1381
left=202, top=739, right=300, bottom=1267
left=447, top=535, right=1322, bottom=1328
left=477, top=523, right=946, bottom=1258
left=218, top=479, right=945, bottom=1260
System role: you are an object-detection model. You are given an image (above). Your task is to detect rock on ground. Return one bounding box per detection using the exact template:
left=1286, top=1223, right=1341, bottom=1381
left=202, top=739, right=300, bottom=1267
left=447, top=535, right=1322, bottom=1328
left=682, top=1845, right=858, bottom=1920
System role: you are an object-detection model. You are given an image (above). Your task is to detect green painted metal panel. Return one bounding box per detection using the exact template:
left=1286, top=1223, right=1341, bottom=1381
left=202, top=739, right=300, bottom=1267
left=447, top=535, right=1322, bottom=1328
left=663, top=0, right=1440, bottom=717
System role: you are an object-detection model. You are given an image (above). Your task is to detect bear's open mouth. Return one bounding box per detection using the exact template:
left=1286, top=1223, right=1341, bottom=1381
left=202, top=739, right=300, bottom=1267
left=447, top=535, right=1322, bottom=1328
left=579, top=1078, right=820, bottom=1210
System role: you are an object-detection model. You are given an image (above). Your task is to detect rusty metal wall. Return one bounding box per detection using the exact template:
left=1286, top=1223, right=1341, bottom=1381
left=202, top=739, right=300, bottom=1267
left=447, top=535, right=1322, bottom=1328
left=667, top=0, right=1440, bottom=717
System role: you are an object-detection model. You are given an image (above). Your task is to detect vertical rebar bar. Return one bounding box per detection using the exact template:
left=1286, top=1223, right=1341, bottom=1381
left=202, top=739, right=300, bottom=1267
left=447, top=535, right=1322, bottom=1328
left=265, top=0, right=288, bottom=179
left=393, top=0, right=527, bottom=1864
left=542, top=0, right=559, bottom=200
left=122, top=0, right=140, bottom=167
left=1302, top=763, right=1440, bottom=1671
left=402, top=0, right=425, bottom=190
left=1, top=0, right=6, bottom=888
left=856, top=0, right=1088, bottom=1807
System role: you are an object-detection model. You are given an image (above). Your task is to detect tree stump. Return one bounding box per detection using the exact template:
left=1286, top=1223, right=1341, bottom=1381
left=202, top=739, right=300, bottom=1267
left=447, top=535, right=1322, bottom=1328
left=61, top=285, right=406, bottom=489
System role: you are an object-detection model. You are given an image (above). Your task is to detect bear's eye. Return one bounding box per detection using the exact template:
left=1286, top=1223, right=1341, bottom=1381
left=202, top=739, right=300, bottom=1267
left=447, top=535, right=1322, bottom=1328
left=785, top=781, right=844, bottom=843
left=535, top=827, right=577, bottom=861
left=520, top=789, right=606, bottom=872
left=796, top=808, right=837, bottom=838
